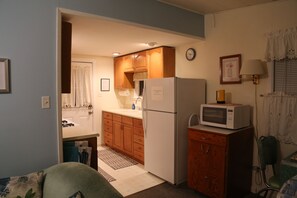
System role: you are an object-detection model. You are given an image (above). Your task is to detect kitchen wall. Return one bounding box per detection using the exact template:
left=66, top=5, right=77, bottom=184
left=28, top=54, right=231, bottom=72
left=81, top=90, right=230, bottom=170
left=175, top=0, right=297, bottom=192
left=72, top=54, right=120, bottom=145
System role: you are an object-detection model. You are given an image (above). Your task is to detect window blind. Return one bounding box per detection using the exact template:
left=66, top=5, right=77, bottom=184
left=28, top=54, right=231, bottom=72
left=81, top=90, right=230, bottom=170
left=274, top=59, right=297, bottom=94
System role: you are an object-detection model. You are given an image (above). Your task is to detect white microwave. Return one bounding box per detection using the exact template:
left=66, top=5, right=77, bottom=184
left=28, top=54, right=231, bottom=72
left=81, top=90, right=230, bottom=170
left=200, top=104, right=251, bottom=129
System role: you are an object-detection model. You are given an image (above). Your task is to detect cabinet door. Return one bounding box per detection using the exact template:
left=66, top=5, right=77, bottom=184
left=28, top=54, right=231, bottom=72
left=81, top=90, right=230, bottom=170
left=134, top=51, right=147, bottom=72
left=123, top=125, right=133, bottom=155
left=147, top=47, right=163, bottom=79
left=114, top=57, right=134, bottom=89
left=61, top=21, right=72, bottom=93
left=147, top=47, right=175, bottom=79
left=123, top=55, right=134, bottom=73
left=113, top=121, right=123, bottom=150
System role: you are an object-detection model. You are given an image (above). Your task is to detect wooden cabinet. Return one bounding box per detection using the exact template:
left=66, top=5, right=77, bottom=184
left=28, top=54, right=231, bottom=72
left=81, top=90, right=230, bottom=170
left=147, top=46, right=175, bottom=79
left=111, top=114, right=134, bottom=156
left=122, top=116, right=134, bottom=155
left=133, top=51, right=147, bottom=72
left=61, top=21, right=72, bottom=93
left=114, top=56, right=134, bottom=89
left=113, top=46, right=175, bottom=89
left=112, top=114, right=123, bottom=150
left=102, top=111, right=144, bottom=164
left=103, top=112, right=113, bottom=147
left=133, top=118, right=144, bottom=163
left=188, top=126, right=253, bottom=198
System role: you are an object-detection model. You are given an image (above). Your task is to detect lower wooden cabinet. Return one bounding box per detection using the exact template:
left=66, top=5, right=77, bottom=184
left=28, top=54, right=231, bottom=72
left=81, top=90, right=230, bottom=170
left=103, top=112, right=113, bottom=147
left=133, top=118, right=144, bottom=163
left=188, top=126, right=253, bottom=198
left=102, top=111, right=144, bottom=164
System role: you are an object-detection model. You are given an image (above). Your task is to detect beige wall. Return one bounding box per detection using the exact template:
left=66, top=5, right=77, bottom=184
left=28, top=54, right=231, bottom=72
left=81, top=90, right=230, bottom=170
left=175, top=0, right=297, bottom=192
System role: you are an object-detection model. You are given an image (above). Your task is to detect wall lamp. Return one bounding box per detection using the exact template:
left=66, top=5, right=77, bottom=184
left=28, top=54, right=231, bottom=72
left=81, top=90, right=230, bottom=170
left=240, top=59, right=265, bottom=85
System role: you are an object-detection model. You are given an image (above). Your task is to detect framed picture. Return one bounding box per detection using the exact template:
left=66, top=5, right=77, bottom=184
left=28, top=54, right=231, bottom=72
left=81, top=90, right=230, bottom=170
left=220, top=54, right=241, bottom=84
left=100, top=78, right=110, bottom=91
left=0, top=58, right=10, bottom=93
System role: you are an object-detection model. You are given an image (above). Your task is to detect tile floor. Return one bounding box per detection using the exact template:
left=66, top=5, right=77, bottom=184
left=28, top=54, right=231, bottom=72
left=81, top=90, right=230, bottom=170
left=98, top=146, right=164, bottom=197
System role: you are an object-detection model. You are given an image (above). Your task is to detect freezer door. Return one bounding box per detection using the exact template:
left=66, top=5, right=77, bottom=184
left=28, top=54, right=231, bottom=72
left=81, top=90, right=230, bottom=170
left=143, top=77, right=175, bottom=113
left=144, top=110, right=176, bottom=184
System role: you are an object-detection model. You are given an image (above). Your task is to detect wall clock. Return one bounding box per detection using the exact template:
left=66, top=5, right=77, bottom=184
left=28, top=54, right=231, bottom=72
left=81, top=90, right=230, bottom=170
left=186, top=48, right=196, bottom=61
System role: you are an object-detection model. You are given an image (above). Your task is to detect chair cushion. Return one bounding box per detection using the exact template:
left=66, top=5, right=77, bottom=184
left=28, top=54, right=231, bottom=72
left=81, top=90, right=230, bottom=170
left=269, top=175, right=282, bottom=189
left=0, top=171, right=44, bottom=198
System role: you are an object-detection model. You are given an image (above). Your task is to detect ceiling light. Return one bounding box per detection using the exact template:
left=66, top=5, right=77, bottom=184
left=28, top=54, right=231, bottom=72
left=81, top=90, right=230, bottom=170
left=112, top=52, right=121, bottom=57
left=146, top=42, right=158, bottom=47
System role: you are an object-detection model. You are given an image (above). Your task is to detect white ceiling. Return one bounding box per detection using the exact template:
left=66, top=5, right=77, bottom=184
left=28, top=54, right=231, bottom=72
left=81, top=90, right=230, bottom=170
left=65, top=0, right=279, bottom=57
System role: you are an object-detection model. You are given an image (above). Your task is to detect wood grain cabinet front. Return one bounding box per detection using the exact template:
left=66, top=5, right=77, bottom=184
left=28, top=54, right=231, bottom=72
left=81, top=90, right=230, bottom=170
left=133, top=118, right=144, bottom=164
left=103, top=111, right=113, bottom=147
left=61, top=21, right=72, bottom=93
left=188, top=127, right=253, bottom=198
left=102, top=111, right=144, bottom=164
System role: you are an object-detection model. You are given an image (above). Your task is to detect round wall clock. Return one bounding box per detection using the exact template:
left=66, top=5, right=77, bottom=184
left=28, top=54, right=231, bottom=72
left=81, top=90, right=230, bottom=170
left=186, top=48, right=196, bottom=61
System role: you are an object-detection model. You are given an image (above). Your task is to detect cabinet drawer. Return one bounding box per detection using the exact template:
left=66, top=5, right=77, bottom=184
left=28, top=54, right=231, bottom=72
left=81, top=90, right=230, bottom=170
left=189, top=130, right=226, bottom=146
left=134, top=127, right=144, bottom=137
left=134, top=134, right=144, bottom=145
left=104, top=119, right=112, bottom=126
left=103, top=112, right=112, bottom=120
left=122, top=116, right=133, bottom=125
left=104, top=136, right=112, bottom=146
left=133, top=118, right=143, bottom=128
left=113, top=114, right=121, bottom=122
left=134, top=142, right=144, bottom=153
left=105, top=132, right=113, bottom=139
left=104, top=125, right=112, bottom=133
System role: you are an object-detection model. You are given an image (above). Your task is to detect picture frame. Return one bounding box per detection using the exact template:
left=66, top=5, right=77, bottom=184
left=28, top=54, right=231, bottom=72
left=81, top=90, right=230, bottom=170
left=0, top=58, right=10, bottom=93
left=100, top=78, right=110, bottom=91
left=220, top=54, right=241, bottom=84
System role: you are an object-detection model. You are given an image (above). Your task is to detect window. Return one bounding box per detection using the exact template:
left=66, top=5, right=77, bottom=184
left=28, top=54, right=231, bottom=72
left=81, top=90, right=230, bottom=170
left=274, top=59, right=297, bottom=94
left=62, top=62, right=93, bottom=108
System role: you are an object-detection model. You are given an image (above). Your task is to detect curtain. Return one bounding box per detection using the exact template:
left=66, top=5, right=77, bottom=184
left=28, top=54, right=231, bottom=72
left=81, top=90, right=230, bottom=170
left=263, top=26, right=297, bottom=144
left=265, top=27, right=297, bottom=61
left=62, top=63, right=92, bottom=108
left=263, top=93, right=297, bottom=144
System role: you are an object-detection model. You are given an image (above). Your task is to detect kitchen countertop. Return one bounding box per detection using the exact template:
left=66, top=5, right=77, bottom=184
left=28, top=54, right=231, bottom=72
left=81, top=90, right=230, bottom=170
left=103, top=108, right=142, bottom=119
left=63, top=126, right=99, bottom=141
left=189, top=124, right=253, bottom=135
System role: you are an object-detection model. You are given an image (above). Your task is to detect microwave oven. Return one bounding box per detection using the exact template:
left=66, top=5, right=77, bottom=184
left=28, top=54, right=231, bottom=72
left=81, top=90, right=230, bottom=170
left=200, top=104, right=250, bottom=129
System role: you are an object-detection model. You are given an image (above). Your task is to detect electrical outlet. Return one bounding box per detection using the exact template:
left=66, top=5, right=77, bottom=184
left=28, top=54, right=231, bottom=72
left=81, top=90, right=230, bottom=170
left=41, top=96, right=50, bottom=109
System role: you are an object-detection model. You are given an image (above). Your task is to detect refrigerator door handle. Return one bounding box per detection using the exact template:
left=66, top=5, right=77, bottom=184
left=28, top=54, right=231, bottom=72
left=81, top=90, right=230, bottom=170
left=142, top=81, right=147, bottom=137
left=142, top=107, right=147, bottom=138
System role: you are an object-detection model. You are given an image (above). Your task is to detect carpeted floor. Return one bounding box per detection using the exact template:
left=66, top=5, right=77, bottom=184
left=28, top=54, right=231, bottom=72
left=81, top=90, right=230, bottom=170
left=125, top=182, right=258, bottom=198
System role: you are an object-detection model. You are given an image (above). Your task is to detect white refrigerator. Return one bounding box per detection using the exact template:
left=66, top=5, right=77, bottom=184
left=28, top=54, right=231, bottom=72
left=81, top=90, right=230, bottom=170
left=142, top=77, right=206, bottom=185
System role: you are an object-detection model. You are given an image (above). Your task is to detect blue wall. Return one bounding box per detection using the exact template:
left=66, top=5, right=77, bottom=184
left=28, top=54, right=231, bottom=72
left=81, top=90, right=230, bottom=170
left=0, top=0, right=204, bottom=177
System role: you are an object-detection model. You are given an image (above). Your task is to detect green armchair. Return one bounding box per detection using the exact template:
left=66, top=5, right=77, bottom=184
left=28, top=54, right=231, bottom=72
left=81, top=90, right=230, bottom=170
left=43, top=162, right=122, bottom=198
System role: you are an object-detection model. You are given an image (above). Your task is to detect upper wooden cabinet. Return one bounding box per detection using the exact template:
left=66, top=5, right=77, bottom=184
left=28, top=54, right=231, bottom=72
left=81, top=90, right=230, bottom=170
left=133, top=51, right=147, bottom=72
left=114, top=56, right=134, bottom=89
left=114, top=46, right=175, bottom=89
left=61, top=21, right=72, bottom=93
left=147, top=46, right=175, bottom=79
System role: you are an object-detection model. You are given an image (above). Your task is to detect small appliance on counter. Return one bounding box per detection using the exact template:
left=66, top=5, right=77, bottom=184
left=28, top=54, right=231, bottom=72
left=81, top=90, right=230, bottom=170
left=200, top=103, right=251, bottom=129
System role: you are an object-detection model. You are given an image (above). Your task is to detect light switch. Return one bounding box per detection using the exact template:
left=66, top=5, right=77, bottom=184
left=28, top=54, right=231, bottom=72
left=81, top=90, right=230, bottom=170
left=41, top=96, right=50, bottom=109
